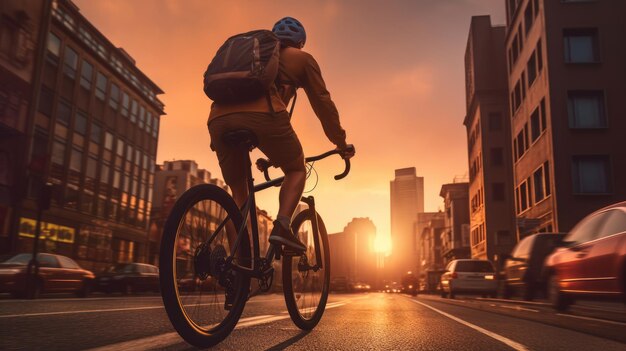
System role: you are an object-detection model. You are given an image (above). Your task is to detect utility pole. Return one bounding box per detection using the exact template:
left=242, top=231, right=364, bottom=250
left=26, top=182, right=52, bottom=299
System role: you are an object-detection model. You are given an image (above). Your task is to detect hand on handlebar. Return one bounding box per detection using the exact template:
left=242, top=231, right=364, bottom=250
left=337, top=144, right=355, bottom=160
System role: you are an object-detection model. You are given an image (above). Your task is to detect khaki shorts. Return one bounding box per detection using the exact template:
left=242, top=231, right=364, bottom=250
left=208, top=111, right=303, bottom=186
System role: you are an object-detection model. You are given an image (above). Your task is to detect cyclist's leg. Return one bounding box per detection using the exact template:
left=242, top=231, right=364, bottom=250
left=277, top=154, right=306, bottom=220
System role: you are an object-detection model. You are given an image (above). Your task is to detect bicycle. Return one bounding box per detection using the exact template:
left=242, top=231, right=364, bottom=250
left=159, top=128, right=354, bottom=348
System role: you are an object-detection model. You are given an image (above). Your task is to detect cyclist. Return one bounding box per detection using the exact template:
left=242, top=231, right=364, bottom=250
left=208, top=17, right=354, bottom=254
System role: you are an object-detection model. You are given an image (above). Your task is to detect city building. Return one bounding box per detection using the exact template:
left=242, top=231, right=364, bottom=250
left=1, top=0, right=165, bottom=272
left=464, top=15, right=517, bottom=262
left=505, top=0, right=626, bottom=236
left=439, top=182, right=470, bottom=265
left=389, top=167, right=424, bottom=280
left=418, top=212, right=445, bottom=292
left=0, top=0, right=48, bottom=251
left=414, top=211, right=440, bottom=278
left=328, top=218, right=377, bottom=287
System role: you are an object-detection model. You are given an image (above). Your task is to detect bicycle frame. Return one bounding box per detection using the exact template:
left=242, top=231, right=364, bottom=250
left=206, top=146, right=351, bottom=281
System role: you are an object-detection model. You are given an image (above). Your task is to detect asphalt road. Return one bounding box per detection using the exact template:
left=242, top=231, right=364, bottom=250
left=0, top=292, right=624, bottom=350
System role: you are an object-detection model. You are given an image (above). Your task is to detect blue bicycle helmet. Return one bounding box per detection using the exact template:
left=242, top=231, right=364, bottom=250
left=272, top=17, right=306, bottom=48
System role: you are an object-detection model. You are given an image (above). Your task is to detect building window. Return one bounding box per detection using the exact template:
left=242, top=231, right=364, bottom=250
left=65, top=185, right=79, bottom=209
left=116, top=139, right=124, bottom=157
left=62, top=46, right=78, bottom=79
left=50, top=139, right=66, bottom=181
left=152, top=114, right=159, bottom=138
left=492, top=182, right=505, bottom=201
left=138, top=105, right=145, bottom=129
left=69, top=148, right=82, bottom=172
left=104, top=132, right=114, bottom=150
left=515, top=127, right=527, bottom=160
left=533, top=163, right=551, bottom=203
left=524, top=2, right=533, bottom=34
left=564, top=28, right=599, bottom=63
left=572, top=155, right=610, bottom=194
left=530, top=104, right=546, bottom=142
left=121, top=92, right=130, bottom=117
left=100, top=162, right=110, bottom=183
left=38, top=86, right=54, bottom=116
left=57, top=100, right=71, bottom=126
left=126, top=144, right=133, bottom=163
left=130, top=99, right=138, bottom=123
left=80, top=60, right=93, bottom=90
left=95, top=72, right=107, bottom=101
left=46, top=32, right=61, bottom=65
left=90, top=123, right=101, bottom=144
left=109, top=83, right=120, bottom=110
left=86, top=156, right=97, bottom=179
left=113, top=170, right=121, bottom=189
left=568, top=91, right=606, bottom=128
left=527, top=52, right=537, bottom=86
left=75, top=111, right=87, bottom=135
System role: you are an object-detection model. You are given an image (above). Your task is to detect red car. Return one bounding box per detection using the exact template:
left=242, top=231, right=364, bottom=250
left=544, top=201, right=626, bottom=310
left=0, top=253, right=95, bottom=298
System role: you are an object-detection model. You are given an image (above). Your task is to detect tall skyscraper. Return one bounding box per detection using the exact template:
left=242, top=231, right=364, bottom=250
left=389, top=167, right=424, bottom=279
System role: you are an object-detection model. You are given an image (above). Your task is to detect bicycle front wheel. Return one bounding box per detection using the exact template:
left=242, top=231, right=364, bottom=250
left=159, top=184, right=251, bottom=348
left=282, top=209, right=330, bottom=330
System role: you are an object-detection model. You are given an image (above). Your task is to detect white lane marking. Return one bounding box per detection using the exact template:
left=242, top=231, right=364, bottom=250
left=412, top=299, right=529, bottom=351
left=0, top=296, right=165, bottom=303
left=0, top=297, right=283, bottom=319
left=498, top=305, right=539, bottom=313
left=556, top=313, right=626, bottom=326
left=87, top=299, right=351, bottom=351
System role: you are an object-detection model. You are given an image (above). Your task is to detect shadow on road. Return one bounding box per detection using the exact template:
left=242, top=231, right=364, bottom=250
left=264, top=330, right=311, bottom=350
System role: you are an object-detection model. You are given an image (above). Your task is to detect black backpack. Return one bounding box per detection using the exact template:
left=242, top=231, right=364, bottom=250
left=203, top=30, right=280, bottom=104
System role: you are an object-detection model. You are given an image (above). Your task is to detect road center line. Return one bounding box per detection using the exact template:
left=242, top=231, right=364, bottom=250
left=0, top=297, right=284, bottom=319
left=498, top=305, right=539, bottom=313
left=411, top=299, right=529, bottom=351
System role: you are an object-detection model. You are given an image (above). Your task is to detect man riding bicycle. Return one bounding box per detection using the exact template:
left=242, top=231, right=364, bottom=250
left=208, top=17, right=354, bottom=254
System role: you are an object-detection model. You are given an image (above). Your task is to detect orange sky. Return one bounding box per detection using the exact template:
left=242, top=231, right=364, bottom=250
left=74, top=0, right=505, bottom=243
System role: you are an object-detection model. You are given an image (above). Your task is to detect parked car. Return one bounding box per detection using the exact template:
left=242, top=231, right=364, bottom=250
left=177, top=272, right=217, bottom=293
left=440, top=259, right=498, bottom=299
left=543, top=201, right=626, bottom=311
left=330, top=276, right=352, bottom=293
left=0, top=253, right=94, bottom=298
left=352, top=282, right=371, bottom=293
left=502, top=232, right=566, bottom=300
left=401, top=271, right=419, bottom=296
left=95, top=263, right=160, bottom=294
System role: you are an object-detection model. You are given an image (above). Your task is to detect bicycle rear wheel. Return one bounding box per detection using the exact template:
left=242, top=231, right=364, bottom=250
left=282, top=209, right=330, bottom=330
left=159, top=184, right=251, bottom=348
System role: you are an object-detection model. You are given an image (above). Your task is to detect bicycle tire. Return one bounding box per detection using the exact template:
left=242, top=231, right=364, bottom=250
left=282, top=209, right=330, bottom=330
left=160, top=184, right=251, bottom=348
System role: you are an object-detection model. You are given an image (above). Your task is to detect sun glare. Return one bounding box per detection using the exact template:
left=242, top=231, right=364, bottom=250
left=374, top=233, right=392, bottom=256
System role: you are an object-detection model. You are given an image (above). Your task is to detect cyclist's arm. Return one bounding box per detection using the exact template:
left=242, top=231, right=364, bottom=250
left=300, top=53, right=347, bottom=149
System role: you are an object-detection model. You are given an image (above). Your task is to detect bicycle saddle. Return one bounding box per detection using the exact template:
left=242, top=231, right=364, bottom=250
left=221, top=129, right=259, bottom=149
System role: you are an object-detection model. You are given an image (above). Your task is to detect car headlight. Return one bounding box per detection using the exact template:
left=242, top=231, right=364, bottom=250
left=484, top=275, right=494, bottom=280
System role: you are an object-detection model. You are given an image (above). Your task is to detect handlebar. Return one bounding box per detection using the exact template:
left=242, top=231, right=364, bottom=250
left=255, top=145, right=355, bottom=183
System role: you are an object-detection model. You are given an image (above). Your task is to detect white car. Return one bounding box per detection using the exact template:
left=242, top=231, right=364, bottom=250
left=440, top=259, right=498, bottom=299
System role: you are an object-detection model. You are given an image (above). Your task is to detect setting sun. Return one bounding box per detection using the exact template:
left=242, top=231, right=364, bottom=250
left=374, top=233, right=392, bottom=256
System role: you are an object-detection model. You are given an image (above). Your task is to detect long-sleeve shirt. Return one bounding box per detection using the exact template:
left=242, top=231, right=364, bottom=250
left=208, top=47, right=347, bottom=148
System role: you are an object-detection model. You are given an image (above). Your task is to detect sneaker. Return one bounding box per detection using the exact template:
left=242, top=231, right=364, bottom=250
left=268, top=220, right=306, bottom=253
